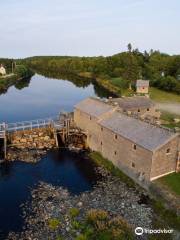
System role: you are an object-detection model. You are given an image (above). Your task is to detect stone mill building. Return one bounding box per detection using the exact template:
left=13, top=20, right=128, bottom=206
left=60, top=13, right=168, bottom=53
left=108, top=96, right=160, bottom=120
left=74, top=97, right=179, bottom=186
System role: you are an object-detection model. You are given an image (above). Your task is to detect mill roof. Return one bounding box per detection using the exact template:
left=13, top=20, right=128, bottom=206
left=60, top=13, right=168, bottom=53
left=100, top=111, right=177, bottom=151
left=136, top=80, right=149, bottom=87
left=109, top=96, right=154, bottom=109
left=75, top=97, right=114, bottom=118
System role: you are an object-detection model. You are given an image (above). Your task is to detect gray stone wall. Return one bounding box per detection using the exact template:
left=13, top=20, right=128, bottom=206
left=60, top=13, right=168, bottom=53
left=8, top=127, right=56, bottom=150
left=150, top=136, right=179, bottom=180
left=97, top=124, right=153, bottom=181
left=74, top=109, right=101, bottom=152
left=74, top=108, right=179, bottom=184
left=74, top=108, right=153, bottom=182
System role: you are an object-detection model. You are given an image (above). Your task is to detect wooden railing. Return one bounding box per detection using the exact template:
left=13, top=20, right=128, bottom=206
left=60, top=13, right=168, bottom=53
left=2, top=113, right=73, bottom=133
left=6, top=117, right=56, bottom=132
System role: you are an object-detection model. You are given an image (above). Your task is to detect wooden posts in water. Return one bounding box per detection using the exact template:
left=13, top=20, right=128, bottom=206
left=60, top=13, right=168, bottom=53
left=54, top=113, right=74, bottom=147
left=0, top=123, right=7, bottom=161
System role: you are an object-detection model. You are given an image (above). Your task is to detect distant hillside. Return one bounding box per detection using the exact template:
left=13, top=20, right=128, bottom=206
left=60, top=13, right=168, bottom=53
left=23, top=46, right=180, bottom=95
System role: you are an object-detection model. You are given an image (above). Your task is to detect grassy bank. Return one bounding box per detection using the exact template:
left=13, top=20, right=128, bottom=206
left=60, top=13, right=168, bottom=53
left=160, top=111, right=180, bottom=129
left=150, top=198, right=180, bottom=239
left=156, top=173, right=180, bottom=196
left=79, top=72, right=180, bottom=103
left=150, top=87, right=180, bottom=103
left=78, top=72, right=130, bottom=97
left=95, top=77, right=121, bottom=96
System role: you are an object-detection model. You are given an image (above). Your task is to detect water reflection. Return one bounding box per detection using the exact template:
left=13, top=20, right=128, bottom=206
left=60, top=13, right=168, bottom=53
left=14, top=77, right=31, bottom=90
left=0, top=73, right=113, bottom=123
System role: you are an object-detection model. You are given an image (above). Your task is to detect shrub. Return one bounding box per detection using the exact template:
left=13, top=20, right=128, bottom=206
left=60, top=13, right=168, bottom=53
left=56, top=236, right=64, bottom=240
left=72, top=220, right=81, bottom=230
left=69, top=207, right=80, bottom=218
left=86, top=209, right=108, bottom=225
left=48, top=218, right=60, bottom=230
left=75, top=234, right=88, bottom=240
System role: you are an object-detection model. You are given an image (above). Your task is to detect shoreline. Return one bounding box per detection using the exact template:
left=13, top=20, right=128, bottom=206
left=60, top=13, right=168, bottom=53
left=0, top=70, right=34, bottom=94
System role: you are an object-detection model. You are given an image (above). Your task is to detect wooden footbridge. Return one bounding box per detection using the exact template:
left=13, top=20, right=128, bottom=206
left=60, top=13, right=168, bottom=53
left=0, top=112, right=86, bottom=162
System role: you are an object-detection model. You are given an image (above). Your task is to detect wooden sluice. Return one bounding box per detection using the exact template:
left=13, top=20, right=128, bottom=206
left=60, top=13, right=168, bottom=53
left=54, top=112, right=87, bottom=149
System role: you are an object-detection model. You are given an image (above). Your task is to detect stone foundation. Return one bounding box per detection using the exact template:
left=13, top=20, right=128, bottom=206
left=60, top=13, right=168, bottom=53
left=8, top=128, right=56, bottom=150
left=6, top=128, right=56, bottom=162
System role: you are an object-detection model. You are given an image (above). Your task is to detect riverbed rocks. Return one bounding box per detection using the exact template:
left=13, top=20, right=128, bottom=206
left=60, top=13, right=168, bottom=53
left=6, top=148, right=46, bottom=163
left=7, top=167, right=153, bottom=240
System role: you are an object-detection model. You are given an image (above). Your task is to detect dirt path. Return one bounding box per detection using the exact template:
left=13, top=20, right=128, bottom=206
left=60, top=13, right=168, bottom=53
left=156, top=103, right=180, bottom=115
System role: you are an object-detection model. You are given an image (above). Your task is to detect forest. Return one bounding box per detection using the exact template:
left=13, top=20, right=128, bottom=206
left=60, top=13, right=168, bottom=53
left=23, top=44, right=180, bottom=95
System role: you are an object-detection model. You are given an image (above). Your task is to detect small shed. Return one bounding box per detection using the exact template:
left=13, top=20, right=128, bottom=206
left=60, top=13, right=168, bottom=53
left=136, top=80, right=149, bottom=94
left=0, top=64, right=6, bottom=76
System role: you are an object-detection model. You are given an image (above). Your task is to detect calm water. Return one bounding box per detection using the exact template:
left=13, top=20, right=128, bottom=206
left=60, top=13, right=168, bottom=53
left=0, top=74, right=110, bottom=239
left=0, top=74, right=101, bottom=122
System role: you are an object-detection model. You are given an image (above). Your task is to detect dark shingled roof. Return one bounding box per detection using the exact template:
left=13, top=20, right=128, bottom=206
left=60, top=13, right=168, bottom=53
left=109, top=96, right=154, bottom=110
left=136, top=80, right=149, bottom=87
left=75, top=97, right=114, bottom=118
left=100, top=111, right=177, bottom=151
left=75, top=97, right=177, bottom=151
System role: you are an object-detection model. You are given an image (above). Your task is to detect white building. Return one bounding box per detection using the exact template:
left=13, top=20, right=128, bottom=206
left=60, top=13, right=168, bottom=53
left=0, top=64, right=6, bottom=75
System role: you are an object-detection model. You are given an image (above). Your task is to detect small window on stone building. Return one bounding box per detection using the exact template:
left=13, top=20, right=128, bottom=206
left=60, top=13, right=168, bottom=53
left=138, top=109, right=140, bottom=112
left=166, top=148, right=171, bottom=154
left=115, top=134, right=117, bottom=140
left=147, top=108, right=149, bottom=111
left=132, top=162, right=135, bottom=168
left=100, top=141, right=103, bottom=146
left=90, top=116, right=92, bottom=120
left=101, top=127, right=103, bottom=131
left=133, top=144, right=136, bottom=150
left=114, top=151, right=117, bottom=155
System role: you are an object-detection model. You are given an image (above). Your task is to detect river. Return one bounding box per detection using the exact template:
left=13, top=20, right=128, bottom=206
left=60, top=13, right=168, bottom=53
left=0, top=74, right=110, bottom=239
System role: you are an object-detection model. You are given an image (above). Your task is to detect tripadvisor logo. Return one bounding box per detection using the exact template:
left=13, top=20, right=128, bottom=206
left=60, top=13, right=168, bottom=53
left=135, top=227, right=173, bottom=235
left=135, top=227, right=143, bottom=235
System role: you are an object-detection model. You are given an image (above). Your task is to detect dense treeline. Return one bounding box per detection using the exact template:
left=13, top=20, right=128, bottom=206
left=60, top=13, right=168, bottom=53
left=22, top=45, right=180, bottom=95
left=0, top=59, right=34, bottom=94
left=0, top=58, right=14, bottom=74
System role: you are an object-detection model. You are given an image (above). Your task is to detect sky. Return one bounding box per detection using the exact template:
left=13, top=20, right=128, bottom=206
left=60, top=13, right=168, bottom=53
left=0, top=0, right=180, bottom=58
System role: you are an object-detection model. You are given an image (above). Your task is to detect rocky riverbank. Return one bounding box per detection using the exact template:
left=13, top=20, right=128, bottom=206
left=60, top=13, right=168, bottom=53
left=7, top=167, right=153, bottom=240
left=6, top=147, right=47, bottom=163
